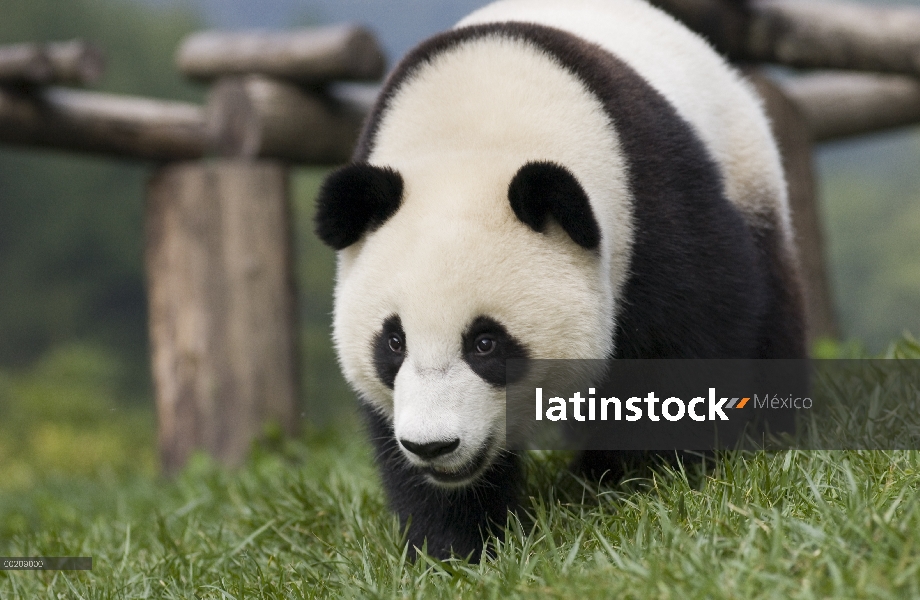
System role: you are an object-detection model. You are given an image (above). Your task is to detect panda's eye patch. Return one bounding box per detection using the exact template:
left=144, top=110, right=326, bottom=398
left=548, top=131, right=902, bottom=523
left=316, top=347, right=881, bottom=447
left=474, top=335, right=495, bottom=355
left=462, top=315, right=530, bottom=388
left=388, top=333, right=404, bottom=353
left=373, top=315, right=405, bottom=389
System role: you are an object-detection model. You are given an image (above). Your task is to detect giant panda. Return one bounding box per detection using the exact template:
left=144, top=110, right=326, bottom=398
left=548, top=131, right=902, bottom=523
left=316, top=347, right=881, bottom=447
left=314, top=0, right=806, bottom=561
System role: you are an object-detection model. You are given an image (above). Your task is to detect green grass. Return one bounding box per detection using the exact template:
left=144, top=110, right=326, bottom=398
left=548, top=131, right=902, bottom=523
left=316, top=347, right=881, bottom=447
left=0, top=343, right=156, bottom=493
left=3, top=339, right=920, bottom=598
left=3, top=436, right=920, bottom=598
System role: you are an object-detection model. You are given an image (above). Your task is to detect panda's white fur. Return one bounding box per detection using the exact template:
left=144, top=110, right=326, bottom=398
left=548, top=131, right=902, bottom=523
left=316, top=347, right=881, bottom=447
left=315, top=0, right=804, bottom=559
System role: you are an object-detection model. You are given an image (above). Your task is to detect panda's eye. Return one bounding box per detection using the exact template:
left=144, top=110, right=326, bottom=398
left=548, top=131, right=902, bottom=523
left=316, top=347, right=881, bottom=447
left=474, top=335, right=495, bottom=355
left=387, top=333, right=404, bottom=353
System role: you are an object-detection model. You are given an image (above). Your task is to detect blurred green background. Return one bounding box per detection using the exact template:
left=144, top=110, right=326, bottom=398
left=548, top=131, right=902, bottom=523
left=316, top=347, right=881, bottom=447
left=0, top=0, right=918, bottom=486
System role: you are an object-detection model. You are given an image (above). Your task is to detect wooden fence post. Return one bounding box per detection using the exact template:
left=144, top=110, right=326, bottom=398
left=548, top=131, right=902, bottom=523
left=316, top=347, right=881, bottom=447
left=748, top=72, right=839, bottom=343
left=142, top=24, right=384, bottom=473
left=145, top=160, right=298, bottom=473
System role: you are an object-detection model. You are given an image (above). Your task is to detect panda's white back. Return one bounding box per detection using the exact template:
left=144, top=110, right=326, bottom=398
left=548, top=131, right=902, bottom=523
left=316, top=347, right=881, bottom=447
left=458, top=0, right=791, bottom=239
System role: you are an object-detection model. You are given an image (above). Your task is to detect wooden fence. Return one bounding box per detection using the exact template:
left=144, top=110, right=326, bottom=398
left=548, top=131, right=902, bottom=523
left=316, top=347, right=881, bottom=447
left=1, top=0, right=919, bottom=473
left=1, top=26, right=382, bottom=473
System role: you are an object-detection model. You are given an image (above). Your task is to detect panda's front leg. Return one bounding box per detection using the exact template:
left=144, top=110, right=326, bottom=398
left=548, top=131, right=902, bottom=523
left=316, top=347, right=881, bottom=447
left=361, top=403, right=521, bottom=561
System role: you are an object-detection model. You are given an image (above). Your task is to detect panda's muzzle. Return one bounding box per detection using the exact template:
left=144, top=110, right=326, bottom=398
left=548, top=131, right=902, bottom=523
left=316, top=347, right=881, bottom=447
left=399, top=437, right=460, bottom=460
left=420, top=435, right=496, bottom=486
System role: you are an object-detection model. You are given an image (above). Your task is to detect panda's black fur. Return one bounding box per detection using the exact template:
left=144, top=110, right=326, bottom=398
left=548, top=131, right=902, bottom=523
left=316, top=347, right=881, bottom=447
left=315, top=18, right=805, bottom=562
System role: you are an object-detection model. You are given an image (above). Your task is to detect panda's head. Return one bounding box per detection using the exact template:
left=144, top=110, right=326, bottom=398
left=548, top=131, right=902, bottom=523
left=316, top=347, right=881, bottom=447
left=315, top=158, right=620, bottom=487
left=313, top=33, right=634, bottom=487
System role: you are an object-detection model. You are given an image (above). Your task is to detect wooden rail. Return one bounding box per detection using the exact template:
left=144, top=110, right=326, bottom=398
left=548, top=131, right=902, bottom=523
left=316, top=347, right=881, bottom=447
left=782, top=72, right=920, bottom=143
left=176, top=25, right=386, bottom=84
left=651, top=0, right=920, bottom=76
left=0, top=40, right=104, bottom=86
left=0, top=86, right=206, bottom=161
left=205, top=75, right=365, bottom=164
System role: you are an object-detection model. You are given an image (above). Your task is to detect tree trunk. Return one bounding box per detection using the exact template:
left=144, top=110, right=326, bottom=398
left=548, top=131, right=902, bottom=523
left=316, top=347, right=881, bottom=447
left=146, top=161, right=299, bottom=473
left=748, top=72, right=839, bottom=343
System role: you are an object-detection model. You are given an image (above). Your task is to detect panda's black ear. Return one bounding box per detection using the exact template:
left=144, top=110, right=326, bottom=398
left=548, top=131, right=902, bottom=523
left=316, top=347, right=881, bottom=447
left=508, top=161, right=601, bottom=250
left=314, top=163, right=404, bottom=250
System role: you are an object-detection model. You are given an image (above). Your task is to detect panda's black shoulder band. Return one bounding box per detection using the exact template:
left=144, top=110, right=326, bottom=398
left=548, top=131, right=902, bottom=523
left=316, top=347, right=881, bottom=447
left=508, top=161, right=601, bottom=250
left=314, top=163, right=404, bottom=250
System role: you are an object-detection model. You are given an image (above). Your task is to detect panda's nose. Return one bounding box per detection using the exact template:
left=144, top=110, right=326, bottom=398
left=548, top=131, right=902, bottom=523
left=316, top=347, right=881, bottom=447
left=400, top=438, right=460, bottom=460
